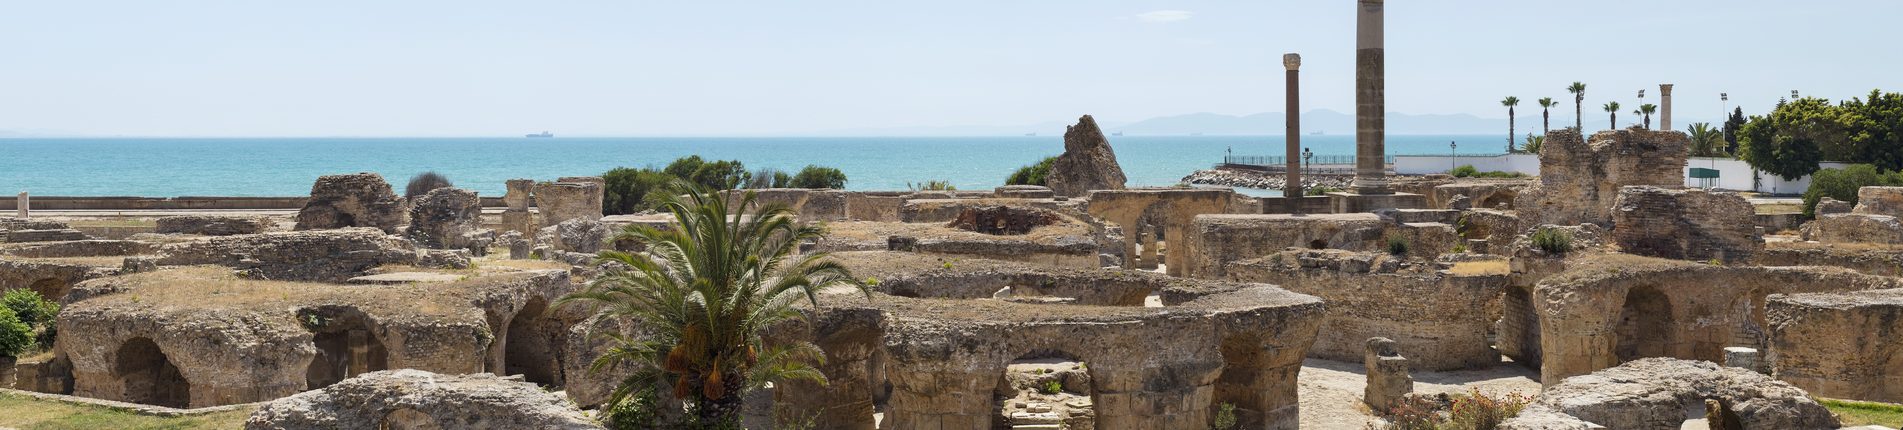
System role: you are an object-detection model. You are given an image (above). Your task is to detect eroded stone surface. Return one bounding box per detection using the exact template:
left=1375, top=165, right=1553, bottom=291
left=1501, top=358, right=1838, bottom=430
left=1768, top=288, right=1903, bottom=403
left=244, top=369, right=599, bottom=430
left=1611, top=186, right=1761, bottom=263
left=406, top=187, right=482, bottom=250
left=1045, top=115, right=1127, bottom=197
left=155, top=216, right=269, bottom=236
left=1515, top=129, right=1689, bottom=227
left=153, top=228, right=418, bottom=282
left=295, top=173, right=407, bottom=233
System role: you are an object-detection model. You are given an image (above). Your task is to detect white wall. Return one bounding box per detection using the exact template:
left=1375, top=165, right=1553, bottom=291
left=1394, top=153, right=1540, bottom=176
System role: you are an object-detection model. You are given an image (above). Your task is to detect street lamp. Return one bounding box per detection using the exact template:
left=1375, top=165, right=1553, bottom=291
left=1449, top=140, right=1458, bottom=173
left=1302, top=147, right=1313, bottom=179
left=1792, top=90, right=1800, bottom=100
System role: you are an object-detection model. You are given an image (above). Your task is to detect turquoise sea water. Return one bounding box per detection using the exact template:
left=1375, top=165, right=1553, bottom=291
left=0, top=135, right=1494, bottom=197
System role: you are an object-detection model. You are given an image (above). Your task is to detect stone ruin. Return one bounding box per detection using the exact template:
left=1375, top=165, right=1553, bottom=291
left=405, top=186, right=486, bottom=252
left=1085, top=188, right=1260, bottom=275
left=1802, top=186, right=1903, bottom=244
left=1767, top=287, right=1903, bottom=403
left=294, top=173, right=407, bottom=233
left=501, top=178, right=536, bottom=235
left=1361, top=337, right=1412, bottom=410
left=154, top=215, right=268, bottom=236
left=534, top=177, right=604, bottom=227
left=1515, top=128, right=1689, bottom=227
left=1180, top=212, right=1461, bottom=279
left=245, top=369, right=599, bottom=430
left=944, top=205, right=1061, bottom=235
left=1502, top=358, right=1839, bottom=430
left=1611, top=186, right=1762, bottom=264
left=152, top=228, right=424, bottom=282
left=1046, top=115, right=1128, bottom=197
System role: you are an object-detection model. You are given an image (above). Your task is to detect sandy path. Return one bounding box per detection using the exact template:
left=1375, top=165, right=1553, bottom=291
left=1297, top=358, right=1542, bottom=429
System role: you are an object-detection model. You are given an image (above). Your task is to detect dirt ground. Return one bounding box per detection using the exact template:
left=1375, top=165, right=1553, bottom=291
left=1297, top=358, right=1542, bottom=429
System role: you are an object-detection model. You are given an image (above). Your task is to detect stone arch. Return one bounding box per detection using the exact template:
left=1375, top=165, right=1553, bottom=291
left=992, top=349, right=1099, bottom=429
left=380, top=407, right=443, bottom=430
left=301, top=307, right=389, bottom=390
left=28, top=278, right=64, bottom=301
left=113, top=337, right=190, bottom=408
left=1616, top=285, right=1674, bottom=363
left=504, top=296, right=563, bottom=386
left=1307, top=239, right=1328, bottom=249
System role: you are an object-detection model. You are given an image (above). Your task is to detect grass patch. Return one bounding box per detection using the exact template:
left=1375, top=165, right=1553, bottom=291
left=1755, top=203, right=1802, bottom=215
left=1823, top=398, right=1903, bottom=427
left=1447, top=260, right=1510, bottom=276
left=0, top=392, right=253, bottom=430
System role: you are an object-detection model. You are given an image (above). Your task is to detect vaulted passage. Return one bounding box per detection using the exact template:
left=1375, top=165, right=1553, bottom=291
left=504, top=297, right=562, bottom=386
left=1616, top=286, right=1674, bottom=363
left=114, top=337, right=190, bottom=408
left=302, top=307, right=388, bottom=390
left=29, top=278, right=64, bottom=300
left=1499, top=286, right=1542, bottom=368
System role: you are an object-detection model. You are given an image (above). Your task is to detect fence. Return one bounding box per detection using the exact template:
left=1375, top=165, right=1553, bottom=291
left=1222, top=154, right=1391, bottom=166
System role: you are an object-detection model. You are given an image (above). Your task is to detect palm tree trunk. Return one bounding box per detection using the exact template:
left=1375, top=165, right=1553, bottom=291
left=1575, top=97, right=1583, bottom=130
left=692, top=376, right=747, bottom=428
left=1609, top=113, right=1616, bottom=130
left=1543, top=109, right=1550, bottom=134
left=1508, top=107, right=1517, bottom=153
left=1644, top=114, right=1652, bottom=129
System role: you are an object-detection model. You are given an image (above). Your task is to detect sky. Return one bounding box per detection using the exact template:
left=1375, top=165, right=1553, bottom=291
left=0, top=0, right=1897, bottom=137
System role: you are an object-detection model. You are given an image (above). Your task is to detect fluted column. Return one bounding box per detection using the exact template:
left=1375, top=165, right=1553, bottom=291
left=1659, top=84, right=1674, bottom=131
left=1353, top=0, right=1390, bottom=194
left=1284, top=53, right=1303, bottom=213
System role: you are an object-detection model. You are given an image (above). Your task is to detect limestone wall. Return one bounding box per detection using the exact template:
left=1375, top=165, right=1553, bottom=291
left=1501, top=358, right=1839, bottom=429
left=1515, top=128, right=1690, bottom=227
left=1611, top=186, right=1762, bottom=264
left=1180, top=213, right=1457, bottom=279
left=1222, top=250, right=1507, bottom=370
left=1767, top=288, right=1903, bottom=403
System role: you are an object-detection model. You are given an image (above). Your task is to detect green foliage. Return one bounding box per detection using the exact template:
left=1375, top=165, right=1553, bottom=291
left=404, top=171, right=453, bottom=199
left=1443, top=389, right=1531, bottom=430
left=602, top=389, right=665, bottom=430
left=1450, top=165, right=1524, bottom=178
left=1523, top=133, right=1543, bottom=154
left=602, top=166, right=677, bottom=215
left=1822, top=398, right=1903, bottom=427
left=1801, top=165, right=1903, bottom=217
left=2, top=289, right=58, bottom=329
left=908, top=180, right=956, bottom=191
left=1452, top=243, right=1468, bottom=253
left=746, top=168, right=792, bottom=189
left=557, top=181, right=866, bottom=424
left=1844, top=89, right=1903, bottom=172
left=1740, top=99, right=1841, bottom=180
left=1724, top=107, right=1747, bottom=155
left=1382, top=395, right=1445, bottom=430
left=789, top=165, right=848, bottom=189
left=1039, top=380, right=1063, bottom=395
left=1603, top=101, right=1621, bottom=129
left=1530, top=227, right=1573, bottom=255
left=1450, top=165, right=1479, bottom=177
left=1638, top=103, right=1658, bottom=129
left=1006, top=156, right=1058, bottom=186
left=1305, top=186, right=1341, bottom=196
left=1688, top=122, right=1728, bottom=157
left=0, top=306, right=33, bottom=357
left=1386, top=234, right=1409, bottom=255
left=1212, top=402, right=1238, bottom=430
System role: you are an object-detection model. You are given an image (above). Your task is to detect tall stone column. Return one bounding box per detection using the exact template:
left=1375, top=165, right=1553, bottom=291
left=1284, top=53, right=1303, bottom=213
left=1659, top=84, right=1674, bottom=131
left=1353, top=0, right=1390, bottom=194
left=15, top=192, right=26, bottom=218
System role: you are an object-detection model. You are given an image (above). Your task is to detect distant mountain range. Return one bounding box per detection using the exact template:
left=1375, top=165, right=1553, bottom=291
left=808, top=109, right=1510, bottom=136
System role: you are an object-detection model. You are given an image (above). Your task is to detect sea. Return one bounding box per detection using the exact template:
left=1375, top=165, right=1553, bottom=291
left=0, top=135, right=1498, bottom=197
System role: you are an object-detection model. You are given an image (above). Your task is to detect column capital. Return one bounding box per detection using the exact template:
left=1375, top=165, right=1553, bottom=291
left=1658, top=83, right=1674, bottom=92
left=1283, top=53, right=1301, bottom=70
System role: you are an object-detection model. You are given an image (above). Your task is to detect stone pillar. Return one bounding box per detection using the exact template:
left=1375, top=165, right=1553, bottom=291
left=502, top=179, right=536, bottom=235
left=1724, top=346, right=1764, bottom=374
left=16, top=191, right=27, bottom=218
left=1363, top=337, right=1412, bottom=410
left=1284, top=53, right=1304, bottom=213
left=1659, top=84, right=1674, bottom=131
left=1352, top=0, right=1390, bottom=195
left=348, top=330, right=371, bottom=377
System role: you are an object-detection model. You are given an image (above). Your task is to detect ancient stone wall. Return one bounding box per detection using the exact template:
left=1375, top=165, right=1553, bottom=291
left=1767, top=288, right=1903, bottom=403
left=406, top=187, right=482, bottom=250
left=1045, top=115, right=1127, bottom=197
left=155, top=215, right=268, bottom=236
left=1611, top=186, right=1762, bottom=263
left=294, top=173, right=407, bottom=233
left=1515, top=128, right=1690, bottom=226
left=1501, top=358, right=1839, bottom=430
left=153, top=228, right=418, bottom=282
left=1854, top=186, right=1903, bottom=216
left=1087, top=188, right=1259, bottom=276
left=1531, top=256, right=1902, bottom=385
left=0, top=260, right=113, bottom=302
left=244, top=370, right=600, bottom=430
left=1222, top=249, right=1507, bottom=370
left=1800, top=214, right=1903, bottom=244
left=1180, top=213, right=1458, bottom=279
left=533, top=180, right=603, bottom=227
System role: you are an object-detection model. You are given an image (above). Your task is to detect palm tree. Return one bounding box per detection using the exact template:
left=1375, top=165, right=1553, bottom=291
left=1687, top=122, right=1726, bottom=157
left=1524, top=133, right=1544, bottom=154
left=1603, top=101, right=1621, bottom=130
left=1502, top=96, right=1521, bottom=152
left=1639, top=104, right=1658, bottom=129
left=1567, top=82, right=1587, bottom=130
left=559, top=181, right=865, bottom=425
left=1537, top=97, right=1557, bottom=134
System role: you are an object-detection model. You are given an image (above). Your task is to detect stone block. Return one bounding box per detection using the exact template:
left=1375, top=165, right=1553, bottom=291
left=1611, top=186, right=1762, bottom=263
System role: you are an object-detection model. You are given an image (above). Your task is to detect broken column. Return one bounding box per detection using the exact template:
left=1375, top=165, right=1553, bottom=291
left=534, top=179, right=604, bottom=227
left=502, top=179, right=535, bottom=235
left=1659, top=84, right=1674, bottom=131
left=1284, top=53, right=1304, bottom=213
left=15, top=191, right=25, bottom=218
left=1352, top=0, right=1388, bottom=195
left=1363, top=337, right=1413, bottom=410
left=406, top=187, right=482, bottom=250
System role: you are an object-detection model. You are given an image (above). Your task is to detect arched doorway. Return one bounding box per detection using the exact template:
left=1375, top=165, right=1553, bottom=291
left=1500, top=285, right=1542, bottom=368
left=1616, top=286, right=1674, bottom=362
left=504, top=297, right=562, bottom=386
left=29, top=278, right=64, bottom=301
left=114, top=337, right=190, bottom=408
left=993, top=350, right=1097, bottom=429
left=301, top=307, right=389, bottom=390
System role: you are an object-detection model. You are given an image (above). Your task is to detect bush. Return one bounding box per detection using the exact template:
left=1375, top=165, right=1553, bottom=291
left=1386, top=234, right=1410, bottom=255
left=1212, top=402, right=1238, bottom=430
left=1450, top=165, right=1479, bottom=177
left=1443, top=389, right=1531, bottom=430
left=1530, top=227, right=1573, bottom=255
left=909, top=180, right=956, bottom=191
left=1802, top=164, right=1903, bottom=217
left=748, top=168, right=792, bottom=189
left=1382, top=395, right=1445, bottom=430
left=1039, top=380, right=1063, bottom=395
left=1007, top=156, right=1058, bottom=186
left=404, top=171, right=453, bottom=198
left=601, top=167, right=676, bottom=215
left=1451, top=165, right=1525, bottom=178
left=1305, top=186, right=1341, bottom=196
left=3, top=289, right=58, bottom=329
left=0, top=306, right=34, bottom=357
left=790, top=165, right=848, bottom=189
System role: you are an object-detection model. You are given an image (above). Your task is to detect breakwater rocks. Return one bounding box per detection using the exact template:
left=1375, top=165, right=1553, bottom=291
left=1182, top=169, right=1354, bottom=191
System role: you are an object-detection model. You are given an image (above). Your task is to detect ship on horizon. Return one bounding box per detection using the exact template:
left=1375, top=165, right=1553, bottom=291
left=526, top=131, right=553, bottom=138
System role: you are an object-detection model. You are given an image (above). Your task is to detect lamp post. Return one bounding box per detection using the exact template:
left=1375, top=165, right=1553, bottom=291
left=1302, top=147, right=1313, bottom=178
left=1449, top=140, right=1458, bottom=173
left=1792, top=90, right=1800, bottom=100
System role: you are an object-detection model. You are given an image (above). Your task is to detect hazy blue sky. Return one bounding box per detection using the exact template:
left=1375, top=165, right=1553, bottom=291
left=1, top=0, right=1895, bottom=137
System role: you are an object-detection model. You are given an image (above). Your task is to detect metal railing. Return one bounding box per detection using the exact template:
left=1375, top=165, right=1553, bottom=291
left=1222, top=154, right=1391, bottom=166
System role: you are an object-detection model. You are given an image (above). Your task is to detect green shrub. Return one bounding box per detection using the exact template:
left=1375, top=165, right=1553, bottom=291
left=601, top=166, right=676, bottom=215
left=791, top=165, right=848, bottom=189
left=1007, top=156, right=1058, bottom=186
left=0, top=306, right=34, bottom=357
left=1452, top=243, right=1468, bottom=253
left=909, top=180, right=956, bottom=191
left=1305, top=186, right=1341, bottom=196
left=748, top=168, right=792, bottom=189
left=1530, top=227, right=1573, bottom=255
left=2, top=289, right=58, bottom=329
left=404, top=171, right=453, bottom=198
left=1382, top=395, right=1445, bottom=430
left=1386, top=234, right=1410, bottom=255
left=1451, top=165, right=1479, bottom=177
left=1039, top=380, right=1063, bottom=395
left=1212, top=402, right=1238, bottom=430
left=602, top=389, right=664, bottom=430
left=1443, top=389, right=1531, bottom=430
left=1802, top=164, right=1903, bottom=217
